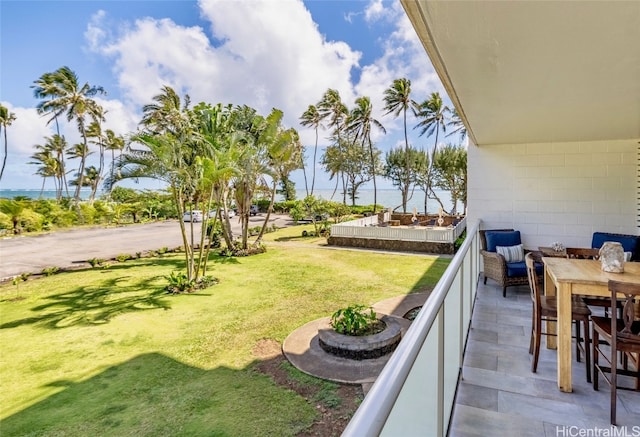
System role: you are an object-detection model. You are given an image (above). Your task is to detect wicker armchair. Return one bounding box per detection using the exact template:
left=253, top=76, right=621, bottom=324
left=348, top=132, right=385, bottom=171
left=480, top=229, right=534, bottom=297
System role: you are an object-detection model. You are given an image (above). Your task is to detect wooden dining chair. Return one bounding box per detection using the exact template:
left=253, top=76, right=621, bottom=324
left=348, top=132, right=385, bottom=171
left=566, top=247, right=623, bottom=318
left=592, top=280, right=640, bottom=425
left=525, top=252, right=592, bottom=381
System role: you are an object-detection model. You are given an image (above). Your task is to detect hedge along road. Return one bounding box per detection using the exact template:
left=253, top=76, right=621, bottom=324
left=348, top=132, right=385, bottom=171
left=0, top=214, right=294, bottom=282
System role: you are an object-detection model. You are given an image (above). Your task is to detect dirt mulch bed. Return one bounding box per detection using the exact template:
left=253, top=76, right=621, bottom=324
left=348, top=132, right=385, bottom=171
left=252, top=339, right=363, bottom=437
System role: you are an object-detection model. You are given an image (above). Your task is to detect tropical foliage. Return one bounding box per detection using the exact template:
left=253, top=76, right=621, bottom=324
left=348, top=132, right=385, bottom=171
left=15, top=67, right=468, bottom=244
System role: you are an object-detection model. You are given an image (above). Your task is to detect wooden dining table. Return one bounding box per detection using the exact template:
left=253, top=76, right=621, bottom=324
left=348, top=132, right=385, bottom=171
left=543, top=257, right=640, bottom=392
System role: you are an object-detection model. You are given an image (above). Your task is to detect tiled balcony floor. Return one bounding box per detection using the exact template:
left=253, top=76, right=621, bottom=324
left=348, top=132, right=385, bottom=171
left=449, top=281, right=640, bottom=436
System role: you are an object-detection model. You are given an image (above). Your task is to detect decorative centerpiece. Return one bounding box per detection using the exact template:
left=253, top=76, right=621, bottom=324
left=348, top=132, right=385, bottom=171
left=599, top=241, right=625, bottom=273
left=437, top=207, right=445, bottom=227
left=551, top=241, right=565, bottom=253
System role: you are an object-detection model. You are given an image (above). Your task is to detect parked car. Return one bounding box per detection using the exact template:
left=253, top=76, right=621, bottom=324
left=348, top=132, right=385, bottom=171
left=182, top=210, right=203, bottom=222
left=250, top=205, right=259, bottom=216
left=208, top=209, right=235, bottom=219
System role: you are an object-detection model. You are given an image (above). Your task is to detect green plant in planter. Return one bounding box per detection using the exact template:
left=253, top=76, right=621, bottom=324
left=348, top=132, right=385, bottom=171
left=330, top=304, right=380, bottom=336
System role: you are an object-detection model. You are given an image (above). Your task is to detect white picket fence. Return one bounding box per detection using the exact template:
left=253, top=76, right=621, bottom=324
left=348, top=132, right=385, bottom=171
left=331, top=215, right=466, bottom=244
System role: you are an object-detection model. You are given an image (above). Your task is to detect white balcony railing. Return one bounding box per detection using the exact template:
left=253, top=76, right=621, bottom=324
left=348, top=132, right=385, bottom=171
left=342, top=219, right=481, bottom=437
left=331, top=215, right=467, bottom=244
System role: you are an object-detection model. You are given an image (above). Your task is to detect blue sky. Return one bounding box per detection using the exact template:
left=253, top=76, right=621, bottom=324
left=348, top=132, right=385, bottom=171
left=0, top=0, right=450, bottom=191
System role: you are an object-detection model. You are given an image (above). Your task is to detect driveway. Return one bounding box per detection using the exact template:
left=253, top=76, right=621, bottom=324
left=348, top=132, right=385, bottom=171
left=0, top=214, right=294, bottom=282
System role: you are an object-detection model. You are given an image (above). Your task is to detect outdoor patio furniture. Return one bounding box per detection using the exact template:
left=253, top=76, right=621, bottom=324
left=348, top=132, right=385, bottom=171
left=526, top=252, right=592, bottom=381
left=480, top=229, right=538, bottom=297
left=591, top=232, right=640, bottom=262
left=566, top=247, right=623, bottom=318
left=592, top=280, right=640, bottom=425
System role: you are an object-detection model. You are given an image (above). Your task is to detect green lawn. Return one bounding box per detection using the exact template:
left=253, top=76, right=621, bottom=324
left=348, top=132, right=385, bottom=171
left=0, top=233, right=449, bottom=436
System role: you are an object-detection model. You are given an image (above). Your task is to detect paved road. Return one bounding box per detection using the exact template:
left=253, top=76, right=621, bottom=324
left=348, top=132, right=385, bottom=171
left=0, top=214, right=293, bottom=281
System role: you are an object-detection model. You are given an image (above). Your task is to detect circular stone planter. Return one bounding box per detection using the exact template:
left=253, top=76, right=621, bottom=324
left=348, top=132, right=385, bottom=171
left=317, top=315, right=402, bottom=360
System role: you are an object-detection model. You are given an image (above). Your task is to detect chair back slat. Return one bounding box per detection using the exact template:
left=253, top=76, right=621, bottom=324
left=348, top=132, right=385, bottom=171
left=608, top=280, right=640, bottom=345
left=566, top=247, right=600, bottom=260
left=525, top=252, right=543, bottom=309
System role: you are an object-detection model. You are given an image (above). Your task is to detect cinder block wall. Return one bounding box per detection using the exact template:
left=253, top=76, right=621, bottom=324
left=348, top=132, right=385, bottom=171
left=467, top=138, right=638, bottom=250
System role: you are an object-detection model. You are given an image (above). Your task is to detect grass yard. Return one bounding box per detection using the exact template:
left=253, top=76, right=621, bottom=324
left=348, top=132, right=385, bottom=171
left=0, top=232, right=449, bottom=436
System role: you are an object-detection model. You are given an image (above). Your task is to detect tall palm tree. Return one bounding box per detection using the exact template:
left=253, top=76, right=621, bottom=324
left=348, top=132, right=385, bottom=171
left=103, top=129, right=125, bottom=197
left=299, top=104, right=325, bottom=196
left=414, top=91, right=451, bottom=213
left=67, top=142, right=93, bottom=196
left=0, top=104, right=16, bottom=182
left=29, top=136, right=68, bottom=199
left=318, top=89, right=348, bottom=203
left=34, top=66, right=105, bottom=202
left=447, top=108, right=468, bottom=142
left=29, top=145, right=59, bottom=196
left=347, top=96, right=386, bottom=212
left=383, top=78, right=416, bottom=212
left=141, top=85, right=191, bottom=135
left=256, top=110, right=302, bottom=244
left=32, top=71, right=63, bottom=136
left=45, top=134, right=70, bottom=199
left=86, top=120, right=106, bottom=201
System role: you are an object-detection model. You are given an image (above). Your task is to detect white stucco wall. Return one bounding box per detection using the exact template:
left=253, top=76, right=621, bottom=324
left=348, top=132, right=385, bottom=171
left=467, top=139, right=638, bottom=250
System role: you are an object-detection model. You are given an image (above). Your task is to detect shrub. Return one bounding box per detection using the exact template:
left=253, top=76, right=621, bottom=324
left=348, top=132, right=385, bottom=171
left=165, top=271, right=193, bottom=293
left=115, top=253, right=132, bottom=262
left=87, top=258, right=105, bottom=267
left=0, top=212, right=11, bottom=231
left=41, top=266, right=60, bottom=276
left=79, top=203, right=98, bottom=224
left=19, top=208, right=45, bottom=232
left=330, top=304, right=379, bottom=336
left=165, top=272, right=219, bottom=294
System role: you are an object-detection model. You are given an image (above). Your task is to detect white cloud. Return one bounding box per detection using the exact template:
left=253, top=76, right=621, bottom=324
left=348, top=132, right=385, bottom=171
left=89, top=0, right=362, bottom=134
left=364, top=0, right=391, bottom=23
left=79, top=0, right=447, bottom=190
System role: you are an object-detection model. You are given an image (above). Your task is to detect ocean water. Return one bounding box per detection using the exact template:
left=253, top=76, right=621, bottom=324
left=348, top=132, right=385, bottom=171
left=0, top=188, right=459, bottom=214
left=0, top=189, right=94, bottom=200
left=291, top=188, right=457, bottom=214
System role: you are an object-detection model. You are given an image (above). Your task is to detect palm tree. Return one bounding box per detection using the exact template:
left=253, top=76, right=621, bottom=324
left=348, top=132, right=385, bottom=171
left=347, top=96, right=386, bottom=212
left=414, top=91, right=450, bottom=213
left=103, top=129, right=125, bottom=197
left=318, top=89, right=348, bottom=203
left=45, top=134, right=70, bottom=198
left=256, top=110, right=302, bottom=244
left=383, top=78, right=416, bottom=212
left=141, top=85, right=191, bottom=135
left=447, top=108, right=468, bottom=142
left=29, top=145, right=59, bottom=197
left=86, top=120, right=106, bottom=202
left=299, top=104, right=325, bottom=196
left=0, top=104, right=16, bottom=182
left=67, top=142, right=93, bottom=197
left=32, top=71, right=63, bottom=136
left=33, top=66, right=105, bottom=203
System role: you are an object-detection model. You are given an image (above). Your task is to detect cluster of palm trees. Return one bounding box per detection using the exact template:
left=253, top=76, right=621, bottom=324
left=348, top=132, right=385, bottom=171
left=111, top=86, right=303, bottom=282
left=300, top=78, right=467, bottom=214
left=28, top=67, right=125, bottom=203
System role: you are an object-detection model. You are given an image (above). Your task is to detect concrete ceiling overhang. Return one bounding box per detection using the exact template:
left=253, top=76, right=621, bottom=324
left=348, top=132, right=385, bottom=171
left=401, top=0, right=640, bottom=146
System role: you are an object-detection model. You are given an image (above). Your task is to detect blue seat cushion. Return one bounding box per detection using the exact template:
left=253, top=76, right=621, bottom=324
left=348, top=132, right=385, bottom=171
left=486, top=231, right=522, bottom=253
left=591, top=232, right=640, bottom=261
left=507, top=261, right=543, bottom=277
